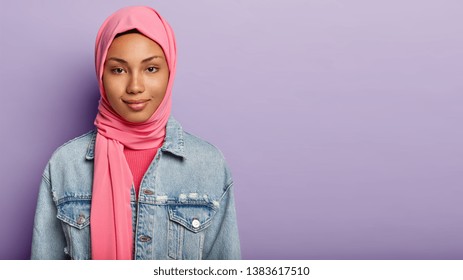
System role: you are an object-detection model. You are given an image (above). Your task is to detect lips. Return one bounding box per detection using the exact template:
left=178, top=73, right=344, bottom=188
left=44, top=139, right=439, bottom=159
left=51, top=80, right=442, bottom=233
left=123, top=99, right=150, bottom=111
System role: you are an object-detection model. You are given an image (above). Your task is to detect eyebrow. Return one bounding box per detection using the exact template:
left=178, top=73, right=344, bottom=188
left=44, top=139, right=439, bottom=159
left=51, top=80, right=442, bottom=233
left=106, top=55, right=164, bottom=64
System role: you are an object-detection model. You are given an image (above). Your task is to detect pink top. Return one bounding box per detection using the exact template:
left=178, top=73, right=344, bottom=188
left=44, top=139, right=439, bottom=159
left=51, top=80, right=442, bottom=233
left=124, top=148, right=158, bottom=197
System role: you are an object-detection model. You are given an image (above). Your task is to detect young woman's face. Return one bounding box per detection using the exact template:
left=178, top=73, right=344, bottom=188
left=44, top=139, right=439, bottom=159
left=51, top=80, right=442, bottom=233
left=103, top=33, right=169, bottom=123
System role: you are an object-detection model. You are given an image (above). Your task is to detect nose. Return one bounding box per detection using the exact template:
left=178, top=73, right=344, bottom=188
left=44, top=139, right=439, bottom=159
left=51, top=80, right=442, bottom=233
left=127, top=73, right=145, bottom=94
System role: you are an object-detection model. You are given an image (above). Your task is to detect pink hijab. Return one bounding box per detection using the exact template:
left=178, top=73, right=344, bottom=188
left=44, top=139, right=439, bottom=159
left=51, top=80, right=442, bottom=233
left=90, top=6, right=176, bottom=260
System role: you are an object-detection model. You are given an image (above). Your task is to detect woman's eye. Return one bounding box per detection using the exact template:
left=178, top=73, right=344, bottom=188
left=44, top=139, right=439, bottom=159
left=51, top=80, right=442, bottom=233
left=111, top=68, right=125, bottom=74
left=147, top=67, right=158, bottom=73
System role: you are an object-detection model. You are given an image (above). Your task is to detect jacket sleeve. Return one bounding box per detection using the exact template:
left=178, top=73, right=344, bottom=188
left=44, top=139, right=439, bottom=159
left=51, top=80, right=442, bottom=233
left=202, top=179, right=241, bottom=260
left=31, top=163, right=67, bottom=259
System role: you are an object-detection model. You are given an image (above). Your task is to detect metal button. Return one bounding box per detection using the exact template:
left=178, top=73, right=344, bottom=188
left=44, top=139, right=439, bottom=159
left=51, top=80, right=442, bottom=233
left=76, top=214, right=86, bottom=225
left=143, top=189, right=154, bottom=195
left=191, top=218, right=201, bottom=229
left=138, top=235, right=152, bottom=242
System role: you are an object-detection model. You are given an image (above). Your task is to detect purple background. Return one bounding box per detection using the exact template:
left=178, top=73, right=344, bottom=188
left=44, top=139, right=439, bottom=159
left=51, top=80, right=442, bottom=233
left=1, top=0, right=462, bottom=260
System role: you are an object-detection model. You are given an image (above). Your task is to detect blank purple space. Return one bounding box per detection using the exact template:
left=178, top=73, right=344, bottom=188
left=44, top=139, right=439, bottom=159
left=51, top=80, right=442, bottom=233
left=0, top=0, right=462, bottom=259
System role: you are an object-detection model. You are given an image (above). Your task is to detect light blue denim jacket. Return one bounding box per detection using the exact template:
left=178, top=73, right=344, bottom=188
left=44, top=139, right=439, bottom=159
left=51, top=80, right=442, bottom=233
left=31, top=117, right=240, bottom=260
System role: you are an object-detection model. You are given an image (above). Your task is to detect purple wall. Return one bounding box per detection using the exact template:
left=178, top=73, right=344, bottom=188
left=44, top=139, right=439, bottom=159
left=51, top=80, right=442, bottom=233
left=1, top=0, right=462, bottom=259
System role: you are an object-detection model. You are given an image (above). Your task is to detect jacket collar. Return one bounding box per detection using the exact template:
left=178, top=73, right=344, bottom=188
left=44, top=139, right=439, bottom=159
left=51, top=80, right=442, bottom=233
left=85, top=116, right=186, bottom=160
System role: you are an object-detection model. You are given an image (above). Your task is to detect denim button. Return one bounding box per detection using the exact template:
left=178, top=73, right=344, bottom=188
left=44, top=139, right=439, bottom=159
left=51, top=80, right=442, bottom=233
left=139, top=235, right=151, bottom=242
left=191, top=218, right=201, bottom=228
left=77, top=214, right=86, bottom=225
left=143, top=189, right=154, bottom=195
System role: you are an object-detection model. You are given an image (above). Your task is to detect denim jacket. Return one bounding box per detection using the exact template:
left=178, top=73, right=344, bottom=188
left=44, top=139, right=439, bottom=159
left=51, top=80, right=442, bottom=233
left=31, top=117, right=240, bottom=260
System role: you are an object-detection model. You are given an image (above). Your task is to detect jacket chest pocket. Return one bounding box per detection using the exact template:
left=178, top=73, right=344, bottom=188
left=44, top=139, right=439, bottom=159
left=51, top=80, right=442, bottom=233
left=167, top=203, right=217, bottom=260
left=56, top=199, right=91, bottom=260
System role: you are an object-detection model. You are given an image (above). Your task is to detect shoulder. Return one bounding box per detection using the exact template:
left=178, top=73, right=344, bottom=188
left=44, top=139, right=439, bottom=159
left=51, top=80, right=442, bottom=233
left=183, top=130, right=233, bottom=188
left=165, top=117, right=228, bottom=165
left=48, top=130, right=95, bottom=164
left=42, top=130, right=95, bottom=197
left=183, top=131, right=226, bottom=163
left=163, top=118, right=233, bottom=189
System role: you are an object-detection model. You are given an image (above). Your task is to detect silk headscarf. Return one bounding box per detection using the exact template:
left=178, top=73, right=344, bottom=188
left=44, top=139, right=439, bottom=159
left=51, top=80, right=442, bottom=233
left=90, top=6, right=176, bottom=260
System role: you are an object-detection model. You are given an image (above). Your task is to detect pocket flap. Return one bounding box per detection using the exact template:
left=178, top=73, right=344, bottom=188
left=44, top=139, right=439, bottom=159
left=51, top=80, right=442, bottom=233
left=56, top=199, right=91, bottom=230
left=168, top=203, right=217, bottom=233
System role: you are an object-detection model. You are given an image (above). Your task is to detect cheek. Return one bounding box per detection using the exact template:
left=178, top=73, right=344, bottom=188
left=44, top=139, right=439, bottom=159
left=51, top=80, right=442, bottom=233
left=102, top=79, right=124, bottom=115
left=103, top=76, right=122, bottom=100
left=148, top=73, right=169, bottom=97
left=149, top=81, right=167, bottom=97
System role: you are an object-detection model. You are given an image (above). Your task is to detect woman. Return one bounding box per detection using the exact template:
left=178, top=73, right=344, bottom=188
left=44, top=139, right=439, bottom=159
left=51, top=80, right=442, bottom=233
left=31, top=6, right=240, bottom=260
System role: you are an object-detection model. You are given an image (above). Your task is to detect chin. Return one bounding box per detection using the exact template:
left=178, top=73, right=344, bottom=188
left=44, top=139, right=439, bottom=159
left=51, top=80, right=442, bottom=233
left=118, top=113, right=145, bottom=123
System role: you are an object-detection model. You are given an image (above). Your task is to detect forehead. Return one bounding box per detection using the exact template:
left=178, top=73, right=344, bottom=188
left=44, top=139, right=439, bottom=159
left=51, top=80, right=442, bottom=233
left=106, top=33, right=165, bottom=58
